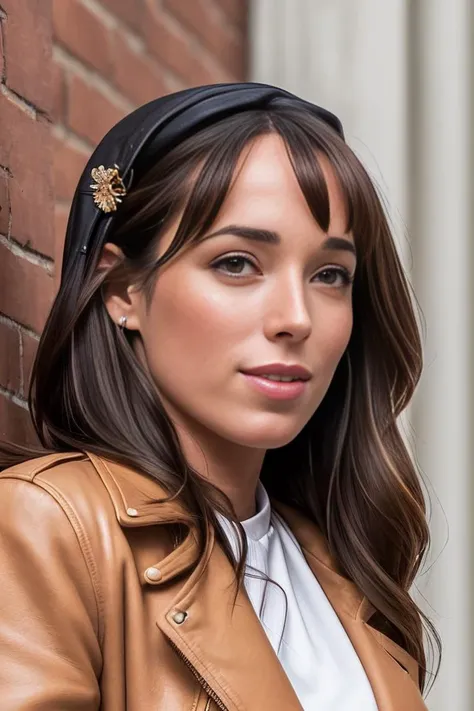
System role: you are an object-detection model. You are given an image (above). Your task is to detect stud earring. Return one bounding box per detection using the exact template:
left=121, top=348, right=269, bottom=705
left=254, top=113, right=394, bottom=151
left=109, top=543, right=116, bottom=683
left=119, top=315, right=127, bottom=329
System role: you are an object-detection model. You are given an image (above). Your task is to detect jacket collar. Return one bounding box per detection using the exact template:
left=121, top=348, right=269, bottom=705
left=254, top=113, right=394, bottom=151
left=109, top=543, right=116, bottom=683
left=87, top=452, right=426, bottom=710
left=86, top=452, right=348, bottom=580
left=87, top=452, right=195, bottom=527
left=87, top=452, right=203, bottom=583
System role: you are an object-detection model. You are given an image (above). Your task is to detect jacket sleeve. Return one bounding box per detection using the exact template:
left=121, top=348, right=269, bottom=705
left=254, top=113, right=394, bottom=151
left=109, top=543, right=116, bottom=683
left=0, top=477, right=102, bottom=710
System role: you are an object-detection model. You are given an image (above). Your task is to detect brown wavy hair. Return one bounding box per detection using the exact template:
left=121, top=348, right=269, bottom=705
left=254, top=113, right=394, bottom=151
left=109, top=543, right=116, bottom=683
left=1, top=105, right=441, bottom=692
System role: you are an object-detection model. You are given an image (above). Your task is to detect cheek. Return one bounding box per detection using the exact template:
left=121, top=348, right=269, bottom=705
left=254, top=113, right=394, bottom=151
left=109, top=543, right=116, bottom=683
left=316, top=304, right=353, bottom=367
left=140, top=277, right=241, bottom=377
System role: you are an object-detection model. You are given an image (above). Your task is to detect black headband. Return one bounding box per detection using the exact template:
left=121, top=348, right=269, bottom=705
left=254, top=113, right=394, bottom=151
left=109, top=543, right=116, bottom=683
left=60, top=82, right=344, bottom=285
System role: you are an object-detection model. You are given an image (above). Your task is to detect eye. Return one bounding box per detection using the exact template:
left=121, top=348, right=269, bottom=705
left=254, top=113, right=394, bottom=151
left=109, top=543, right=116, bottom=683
left=210, top=255, right=354, bottom=287
left=211, top=254, right=258, bottom=277
left=314, top=267, right=354, bottom=288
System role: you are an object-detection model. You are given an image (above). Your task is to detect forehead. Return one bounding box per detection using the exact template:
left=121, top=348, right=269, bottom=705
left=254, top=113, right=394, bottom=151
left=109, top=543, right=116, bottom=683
left=214, top=132, right=349, bottom=235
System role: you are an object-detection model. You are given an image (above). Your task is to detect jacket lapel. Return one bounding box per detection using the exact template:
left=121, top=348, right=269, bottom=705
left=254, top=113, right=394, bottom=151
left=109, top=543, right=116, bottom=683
left=156, top=524, right=303, bottom=711
left=88, top=453, right=301, bottom=710
left=273, top=501, right=428, bottom=711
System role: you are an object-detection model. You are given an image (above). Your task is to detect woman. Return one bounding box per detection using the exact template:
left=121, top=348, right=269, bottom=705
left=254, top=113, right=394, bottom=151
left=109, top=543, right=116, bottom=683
left=0, top=82, right=439, bottom=710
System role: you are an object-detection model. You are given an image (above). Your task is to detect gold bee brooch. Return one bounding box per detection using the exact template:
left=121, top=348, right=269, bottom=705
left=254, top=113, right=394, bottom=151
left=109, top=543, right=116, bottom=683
left=90, top=164, right=127, bottom=213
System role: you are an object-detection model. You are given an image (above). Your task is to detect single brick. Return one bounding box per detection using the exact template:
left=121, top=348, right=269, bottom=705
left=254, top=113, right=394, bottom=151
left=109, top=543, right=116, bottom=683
left=110, top=30, right=167, bottom=106
left=99, top=0, right=145, bottom=34
left=164, top=0, right=216, bottom=46
left=0, top=242, right=55, bottom=333
left=142, top=8, right=217, bottom=85
left=164, top=0, right=245, bottom=74
left=216, top=0, right=248, bottom=30
left=52, top=0, right=113, bottom=78
left=67, top=74, right=126, bottom=146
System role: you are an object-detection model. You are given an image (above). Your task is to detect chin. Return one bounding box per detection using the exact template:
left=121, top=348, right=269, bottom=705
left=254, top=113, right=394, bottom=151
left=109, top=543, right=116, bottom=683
left=227, top=425, right=303, bottom=450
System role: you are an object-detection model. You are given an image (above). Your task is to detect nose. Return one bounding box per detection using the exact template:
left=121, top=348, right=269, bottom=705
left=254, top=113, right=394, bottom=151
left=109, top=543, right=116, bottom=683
left=263, top=274, right=312, bottom=342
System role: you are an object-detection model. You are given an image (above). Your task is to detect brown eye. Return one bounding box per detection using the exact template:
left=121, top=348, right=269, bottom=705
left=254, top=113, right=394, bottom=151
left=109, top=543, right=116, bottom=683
left=221, top=257, right=246, bottom=274
left=314, top=267, right=353, bottom=287
left=211, top=254, right=257, bottom=277
left=318, top=269, right=339, bottom=284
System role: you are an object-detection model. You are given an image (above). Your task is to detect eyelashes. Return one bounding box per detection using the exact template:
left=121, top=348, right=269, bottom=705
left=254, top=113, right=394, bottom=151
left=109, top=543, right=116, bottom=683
left=210, top=253, right=354, bottom=287
left=316, top=267, right=354, bottom=287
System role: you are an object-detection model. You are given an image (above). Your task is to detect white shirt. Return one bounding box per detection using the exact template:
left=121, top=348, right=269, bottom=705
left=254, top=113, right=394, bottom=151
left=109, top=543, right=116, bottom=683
left=216, top=482, right=378, bottom=711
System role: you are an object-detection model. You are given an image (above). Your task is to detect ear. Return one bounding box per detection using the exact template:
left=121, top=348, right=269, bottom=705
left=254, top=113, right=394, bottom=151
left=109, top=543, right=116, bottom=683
left=99, top=242, right=143, bottom=332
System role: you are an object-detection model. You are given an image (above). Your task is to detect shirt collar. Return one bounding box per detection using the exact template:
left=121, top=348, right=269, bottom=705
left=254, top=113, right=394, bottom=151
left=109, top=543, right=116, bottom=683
left=214, top=480, right=272, bottom=558
left=241, top=480, right=272, bottom=541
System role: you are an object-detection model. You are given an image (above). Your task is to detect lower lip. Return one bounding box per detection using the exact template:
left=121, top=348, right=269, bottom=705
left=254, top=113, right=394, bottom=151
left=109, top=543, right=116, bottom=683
left=240, top=373, right=308, bottom=400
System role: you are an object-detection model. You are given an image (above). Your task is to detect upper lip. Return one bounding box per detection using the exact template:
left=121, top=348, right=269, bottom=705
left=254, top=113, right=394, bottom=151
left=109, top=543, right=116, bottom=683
left=241, top=363, right=312, bottom=380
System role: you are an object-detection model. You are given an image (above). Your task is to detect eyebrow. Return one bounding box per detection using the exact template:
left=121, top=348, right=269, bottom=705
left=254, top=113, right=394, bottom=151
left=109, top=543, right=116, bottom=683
left=196, top=225, right=356, bottom=257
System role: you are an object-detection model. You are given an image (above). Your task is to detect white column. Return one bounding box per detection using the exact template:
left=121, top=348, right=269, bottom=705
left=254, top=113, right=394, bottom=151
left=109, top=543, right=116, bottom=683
left=409, top=2, right=473, bottom=709
left=249, top=0, right=410, bottom=260
left=249, top=1, right=474, bottom=708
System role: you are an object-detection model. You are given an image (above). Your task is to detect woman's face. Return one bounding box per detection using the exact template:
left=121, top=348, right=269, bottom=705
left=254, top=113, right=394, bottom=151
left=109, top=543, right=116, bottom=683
left=127, top=133, right=356, bottom=450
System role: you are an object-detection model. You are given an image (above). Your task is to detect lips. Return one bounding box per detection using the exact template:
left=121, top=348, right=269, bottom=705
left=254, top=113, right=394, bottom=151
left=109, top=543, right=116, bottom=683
left=240, top=363, right=312, bottom=381
left=240, top=372, right=308, bottom=400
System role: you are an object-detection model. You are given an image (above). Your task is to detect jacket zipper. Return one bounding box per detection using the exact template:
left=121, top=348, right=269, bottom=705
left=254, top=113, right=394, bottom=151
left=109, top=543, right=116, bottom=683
left=168, top=639, right=229, bottom=711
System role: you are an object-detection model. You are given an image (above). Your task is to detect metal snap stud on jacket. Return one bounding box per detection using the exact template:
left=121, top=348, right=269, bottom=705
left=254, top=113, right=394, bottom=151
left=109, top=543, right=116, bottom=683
left=144, top=567, right=162, bottom=582
left=172, top=611, right=187, bottom=625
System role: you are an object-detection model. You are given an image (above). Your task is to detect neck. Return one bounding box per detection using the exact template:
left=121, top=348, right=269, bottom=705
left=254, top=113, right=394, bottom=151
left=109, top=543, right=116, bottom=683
left=170, top=417, right=265, bottom=521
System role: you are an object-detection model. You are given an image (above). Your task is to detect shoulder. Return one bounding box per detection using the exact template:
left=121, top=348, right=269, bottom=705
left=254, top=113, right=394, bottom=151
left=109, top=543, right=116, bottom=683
left=0, top=453, right=106, bottom=635
left=0, top=450, right=187, bottom=550
left=0, top=449, right=118, bottom=539
left=0, top=452, right=136, bottom=602
left=0, top=451, right=118, bottom=529
left=1, top=451, right=99, bottom=488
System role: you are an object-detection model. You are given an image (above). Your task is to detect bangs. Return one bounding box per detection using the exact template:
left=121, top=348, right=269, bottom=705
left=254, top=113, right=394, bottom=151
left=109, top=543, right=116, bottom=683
left=270, top=112, right=382, bottom=263
left=151, top=108, right=380, bottom=272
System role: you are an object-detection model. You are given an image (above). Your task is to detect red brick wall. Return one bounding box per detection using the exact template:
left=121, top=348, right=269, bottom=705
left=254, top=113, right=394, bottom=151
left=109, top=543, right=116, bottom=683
left=0, top=0, right=248, bottom=445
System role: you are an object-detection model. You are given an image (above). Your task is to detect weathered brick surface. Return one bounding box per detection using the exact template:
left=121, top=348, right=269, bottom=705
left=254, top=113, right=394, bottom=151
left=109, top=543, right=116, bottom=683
left=0, top=170, right=9, bottom=234
left=53, top=135, right=88, bottom=203
left=99, top=0, right=145, bottom=34
left=0, top=0, right=55, bottom=445
left=54, top=203, right=69, bottom=251
left=110, top=30, right=168, bottom=106
left=50, top=60, right=66, bottom=123
left=68, top=74, right=126, bottom=146
left=164, top=0, right=244, bottom=75
left=1, top=0, right=52, bottom=112
left=0, top=320, right=21, bottom=393
left=53, top=204, right=69, bottom=284
left=0, top=0, right=248, bottom=446
left=0, top=243, right=54, bottom=333
left=219, top=0, right=248, bottom=29
left=21, top=332, right=38, bottom=395
left=142, top=7, right=219, bottom=85
left=0, top=15, right=5, bottom=81
left=53, top=0, right=113, bottom=78
left=0, top=397, right=38, bottom=445
left=0, top=98, right=54, bottom=256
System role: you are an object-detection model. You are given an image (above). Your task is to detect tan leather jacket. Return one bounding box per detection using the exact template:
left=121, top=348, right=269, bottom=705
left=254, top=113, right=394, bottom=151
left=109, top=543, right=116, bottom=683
left=0, top=451, right=427, bottom=710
